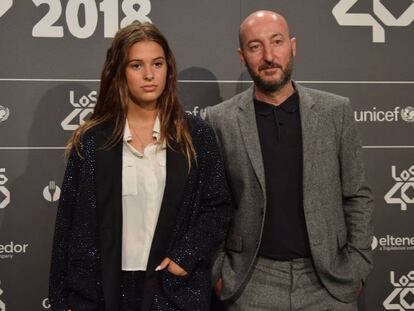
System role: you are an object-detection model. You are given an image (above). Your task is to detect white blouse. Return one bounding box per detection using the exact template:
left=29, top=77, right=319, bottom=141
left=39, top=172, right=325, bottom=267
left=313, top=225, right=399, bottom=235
left=121, top=118, right=166, bottom=271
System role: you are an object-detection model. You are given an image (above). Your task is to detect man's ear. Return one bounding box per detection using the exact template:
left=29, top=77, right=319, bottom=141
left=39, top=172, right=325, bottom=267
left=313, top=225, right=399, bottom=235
left=237, top=48, right=245, bottom=64
left=290, top=37, right=297, bottom=57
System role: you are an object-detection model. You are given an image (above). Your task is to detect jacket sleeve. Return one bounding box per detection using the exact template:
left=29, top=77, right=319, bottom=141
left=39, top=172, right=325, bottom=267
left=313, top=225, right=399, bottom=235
left=205, top=107, right=227, bottom=284
left=168, top=124, right=232, bottom=274
left=339, top=100, right=374, bottom=283
left=49, top=147, right=83, bottom=310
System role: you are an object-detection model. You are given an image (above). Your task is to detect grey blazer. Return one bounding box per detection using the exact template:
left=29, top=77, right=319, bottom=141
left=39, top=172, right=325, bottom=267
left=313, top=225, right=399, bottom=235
left=206, top=82, right=374, bottom=303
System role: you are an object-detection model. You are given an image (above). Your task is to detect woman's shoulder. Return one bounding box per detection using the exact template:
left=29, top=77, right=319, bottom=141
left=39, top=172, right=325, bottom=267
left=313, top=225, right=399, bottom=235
left=72, top=120, right=115, bottom=155
left=184, top=113, right=217, bottom=150
left=185, top=113, right=213, bottom=136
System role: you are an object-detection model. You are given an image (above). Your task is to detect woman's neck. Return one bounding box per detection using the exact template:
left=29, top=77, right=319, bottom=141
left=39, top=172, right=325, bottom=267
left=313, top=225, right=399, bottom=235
left=127, top=102, right=158, bottom=125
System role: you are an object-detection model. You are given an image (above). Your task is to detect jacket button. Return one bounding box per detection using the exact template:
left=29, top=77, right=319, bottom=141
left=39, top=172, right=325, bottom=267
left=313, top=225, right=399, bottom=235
left=260, top=208, right=264, bottom=215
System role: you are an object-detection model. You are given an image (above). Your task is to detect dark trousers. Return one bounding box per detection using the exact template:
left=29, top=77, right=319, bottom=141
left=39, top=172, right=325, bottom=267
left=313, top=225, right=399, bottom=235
left=120, top=271, right=146, bottom=311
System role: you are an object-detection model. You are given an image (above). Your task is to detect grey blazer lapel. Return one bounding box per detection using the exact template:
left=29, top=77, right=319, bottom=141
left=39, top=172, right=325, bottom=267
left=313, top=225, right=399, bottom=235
left=296, top=83, right=319, bottom=212
left=237, top=86, right=266, bottom=195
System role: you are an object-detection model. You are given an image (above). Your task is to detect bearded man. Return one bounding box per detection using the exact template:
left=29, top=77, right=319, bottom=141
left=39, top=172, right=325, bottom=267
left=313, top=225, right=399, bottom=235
left=206, top=10, right=374, bottom=311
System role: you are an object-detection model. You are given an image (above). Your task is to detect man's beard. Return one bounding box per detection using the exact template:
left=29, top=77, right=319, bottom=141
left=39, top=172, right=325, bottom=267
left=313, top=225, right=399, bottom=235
left=246, top=55, right=294, bottom=94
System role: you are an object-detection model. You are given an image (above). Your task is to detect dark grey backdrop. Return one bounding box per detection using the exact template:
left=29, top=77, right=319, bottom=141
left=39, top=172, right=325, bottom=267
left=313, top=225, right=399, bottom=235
left=0, top=1, right=413, bottom=310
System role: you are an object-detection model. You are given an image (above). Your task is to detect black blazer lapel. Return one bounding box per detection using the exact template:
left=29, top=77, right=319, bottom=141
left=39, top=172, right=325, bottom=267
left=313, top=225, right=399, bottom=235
left=141, top=141, right=188, bottom=311
left=95, top=124, right=123, bottom=311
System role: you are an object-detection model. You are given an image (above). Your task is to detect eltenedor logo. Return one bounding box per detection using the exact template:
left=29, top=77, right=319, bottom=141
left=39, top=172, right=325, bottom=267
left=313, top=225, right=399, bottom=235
left=372, top=235, right=414, bottom=251
left=0, top=241, right=29, bottom=260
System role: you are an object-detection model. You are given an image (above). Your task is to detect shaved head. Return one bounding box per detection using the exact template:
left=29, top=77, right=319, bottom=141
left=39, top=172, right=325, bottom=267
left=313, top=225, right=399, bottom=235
left=239, top=10, right=291, bottom=49
left=237, top=10, right=296, bottom=100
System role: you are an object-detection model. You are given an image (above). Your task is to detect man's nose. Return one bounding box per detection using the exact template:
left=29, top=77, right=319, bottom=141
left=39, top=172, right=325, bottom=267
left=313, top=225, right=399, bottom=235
left=262, top=45, right=274, bottom=63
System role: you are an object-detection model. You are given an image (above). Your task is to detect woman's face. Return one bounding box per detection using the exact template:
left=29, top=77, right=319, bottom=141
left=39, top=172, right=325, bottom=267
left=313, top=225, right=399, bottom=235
left=125, top=40, right=168, bottom=108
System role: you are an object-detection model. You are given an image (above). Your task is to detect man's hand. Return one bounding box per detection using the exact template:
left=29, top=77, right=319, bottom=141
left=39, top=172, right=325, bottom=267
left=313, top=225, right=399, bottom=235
left=156, top=257, right=188, bottom=276
left=214, top=278, right=223, bottom=297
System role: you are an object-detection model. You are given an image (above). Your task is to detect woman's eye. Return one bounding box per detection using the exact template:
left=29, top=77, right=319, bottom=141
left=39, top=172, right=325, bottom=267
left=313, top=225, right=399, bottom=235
left=154, top=62, right=163, bottom=68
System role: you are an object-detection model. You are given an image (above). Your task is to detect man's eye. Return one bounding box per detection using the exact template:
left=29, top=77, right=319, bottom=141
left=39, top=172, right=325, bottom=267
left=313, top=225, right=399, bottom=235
left=250, top=44, right=260, bottom=51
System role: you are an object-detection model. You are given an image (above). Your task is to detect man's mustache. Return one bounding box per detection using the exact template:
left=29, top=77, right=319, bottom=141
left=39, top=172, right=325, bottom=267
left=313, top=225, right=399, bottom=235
left=258, top=62, right=282, bottom=71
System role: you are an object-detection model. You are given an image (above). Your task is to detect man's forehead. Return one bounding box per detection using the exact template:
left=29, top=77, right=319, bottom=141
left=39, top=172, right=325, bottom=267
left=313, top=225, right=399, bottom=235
left=240, top=13, right=289, bottom=39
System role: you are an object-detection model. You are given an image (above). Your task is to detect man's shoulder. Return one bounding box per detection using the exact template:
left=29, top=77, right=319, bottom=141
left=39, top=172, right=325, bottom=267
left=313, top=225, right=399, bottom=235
left=208, top=87, right=252, bottom=115
left=298, top=84, right=349, bottom=108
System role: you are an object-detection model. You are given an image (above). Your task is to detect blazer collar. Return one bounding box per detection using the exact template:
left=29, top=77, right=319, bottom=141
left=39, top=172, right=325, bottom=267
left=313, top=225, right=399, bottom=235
left=237, top=85, right=266, bottom=196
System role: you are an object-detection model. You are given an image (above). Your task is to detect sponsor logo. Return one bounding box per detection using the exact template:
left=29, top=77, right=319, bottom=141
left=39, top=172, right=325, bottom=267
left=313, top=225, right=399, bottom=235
left=354, top=106, right=414, bottom=123
left=0, top=280, right=5, bottom=311
left=0, top=169, right=10, bottom=209
left=401, top=106, right=414, bottom=123
left=384, top=165, right=414, bottom=211
left=0, top=106, right=9, bottom=123
left=384, top=271, right=414, bottom=310
left=42, top=298, right=50, bottom=309
left=186, top=106, right=208, bottom=120
left=333, top=0, right=414, bottom=43
left=61, top=90, right=96, bottom=131
left=43, top=181, right=61, bottom=202
left=372, top=235, right=414, bottom=251
left=0, top=241, right=29, bottom=260
left=0, top=0, right=12, bottom=18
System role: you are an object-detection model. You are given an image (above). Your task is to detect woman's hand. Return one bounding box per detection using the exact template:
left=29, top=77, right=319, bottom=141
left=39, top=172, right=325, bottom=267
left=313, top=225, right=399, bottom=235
left=156, top=257, right=188, bottom=276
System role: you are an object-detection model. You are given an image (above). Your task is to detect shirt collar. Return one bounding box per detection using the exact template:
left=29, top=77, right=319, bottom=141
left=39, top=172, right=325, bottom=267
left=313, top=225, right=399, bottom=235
left=254, top=91, right=299, bottom=116
left=123, top=116, right=161, bottom=142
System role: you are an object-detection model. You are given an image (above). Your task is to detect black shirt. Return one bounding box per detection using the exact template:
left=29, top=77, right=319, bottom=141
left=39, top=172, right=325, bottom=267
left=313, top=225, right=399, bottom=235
left=254, top=92, right=311, bottom=260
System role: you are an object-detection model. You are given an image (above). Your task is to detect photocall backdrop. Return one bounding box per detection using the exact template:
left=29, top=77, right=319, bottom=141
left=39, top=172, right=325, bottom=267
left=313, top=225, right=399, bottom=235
left=0, top=1, right=413, bottom=310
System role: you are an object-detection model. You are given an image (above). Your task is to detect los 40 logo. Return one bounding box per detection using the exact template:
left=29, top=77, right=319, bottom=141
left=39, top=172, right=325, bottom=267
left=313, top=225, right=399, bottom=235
left=32, top=0, right=151, bottom=38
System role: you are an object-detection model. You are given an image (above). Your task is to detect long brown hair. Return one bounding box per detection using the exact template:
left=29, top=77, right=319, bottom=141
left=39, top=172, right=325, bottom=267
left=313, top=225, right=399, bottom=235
left=67, top=22, right=196, bottom=166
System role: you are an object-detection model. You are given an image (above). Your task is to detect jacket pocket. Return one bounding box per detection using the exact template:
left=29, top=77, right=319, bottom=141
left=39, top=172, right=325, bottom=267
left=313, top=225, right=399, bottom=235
left=226, top=234, right=243, bottom=253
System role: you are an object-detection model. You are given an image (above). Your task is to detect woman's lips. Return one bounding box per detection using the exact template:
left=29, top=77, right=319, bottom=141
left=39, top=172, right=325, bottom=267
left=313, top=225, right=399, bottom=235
left=142, top=85, right=157, bottom=92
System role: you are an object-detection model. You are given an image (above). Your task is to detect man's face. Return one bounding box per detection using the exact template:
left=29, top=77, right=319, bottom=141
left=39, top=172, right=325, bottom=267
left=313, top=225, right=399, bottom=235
left=239, top=14, right=296, bottom=94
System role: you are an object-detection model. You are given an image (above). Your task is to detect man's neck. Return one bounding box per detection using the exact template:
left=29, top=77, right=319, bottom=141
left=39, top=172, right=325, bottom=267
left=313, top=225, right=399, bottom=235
left=254, top=81, right=295, bottom=106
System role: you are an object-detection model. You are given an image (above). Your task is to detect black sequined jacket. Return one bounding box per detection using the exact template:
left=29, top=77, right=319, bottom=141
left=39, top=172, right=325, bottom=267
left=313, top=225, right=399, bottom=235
left=49, top=115, right=232, bottom=311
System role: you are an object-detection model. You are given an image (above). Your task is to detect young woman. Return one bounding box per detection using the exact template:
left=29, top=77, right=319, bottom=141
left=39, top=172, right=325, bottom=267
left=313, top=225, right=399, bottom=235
left=49, top=22, right=231, bottom=311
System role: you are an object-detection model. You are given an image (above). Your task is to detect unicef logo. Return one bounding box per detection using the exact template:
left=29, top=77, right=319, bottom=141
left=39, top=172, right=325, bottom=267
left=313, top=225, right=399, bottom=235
left=401, top=106, right=414, bottom=123
left=0, top=105, right=10, bottom=123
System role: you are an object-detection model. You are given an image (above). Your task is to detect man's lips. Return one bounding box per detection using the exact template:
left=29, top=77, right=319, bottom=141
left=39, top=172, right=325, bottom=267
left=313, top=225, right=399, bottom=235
left=259, top=63, right=281, bottom=72
left=261, top=68, right=279, bottom=74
